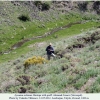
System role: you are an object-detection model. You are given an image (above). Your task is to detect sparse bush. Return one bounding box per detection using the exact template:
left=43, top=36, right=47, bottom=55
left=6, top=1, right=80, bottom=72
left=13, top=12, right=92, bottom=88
left=74, top=77, right=87, bottom=90
left=86, top=82, right=100, bottom=93
left=96, top=76, right=100, bottom=84
left=50, top=73, right=67, bottom=89
left=23, top=56, right=48, bottom=71
left=72, top=66, right=85, bottom=74
left=82, top=58, right=92, bottom=65
left=93, top=1, right=100, bottom=10
left=34, top=1, right=42, bottom=6
left=85, top=76, right=100, bottom=93
left=18, top=14, right=30, bottom=22
left=61, top=63, right=71, bottom=72
left=78, top=2, right=88, bottom=11
left=84, top=68, right=98, bottom=79
left=16, top=75, right=32, bottom=85
left=34, top=69, right=47, bottom=78
left=67, top=74, right=80, bottom=84
left=42, top=3, right=50, bottom=11
left=34, top=1, right=50, bottom=11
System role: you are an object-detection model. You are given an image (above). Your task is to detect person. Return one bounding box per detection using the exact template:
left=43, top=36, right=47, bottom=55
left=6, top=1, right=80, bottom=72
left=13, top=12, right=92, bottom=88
left=46, top=43, right=56, bottom=60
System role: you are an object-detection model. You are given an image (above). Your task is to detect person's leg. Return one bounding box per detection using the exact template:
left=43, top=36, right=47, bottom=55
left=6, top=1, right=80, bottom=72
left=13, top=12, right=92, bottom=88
left=47, top=54, right=51, bottom=60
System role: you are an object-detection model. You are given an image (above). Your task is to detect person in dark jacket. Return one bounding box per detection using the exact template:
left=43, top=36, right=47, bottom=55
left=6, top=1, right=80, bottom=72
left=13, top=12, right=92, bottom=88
left=46, top=43, right=55, bottom=60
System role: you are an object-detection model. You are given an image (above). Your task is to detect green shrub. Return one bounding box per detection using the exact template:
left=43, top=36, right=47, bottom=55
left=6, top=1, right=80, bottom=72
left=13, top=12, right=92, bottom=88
left=18, top=14, right=30, bottom=22
left=78, top=2, right=88, bottom=11
left=34, top=1, right=42, bottom=6
left=34, top=1, right=50, bottom=11
left=96, top=76, right=100, bottom=84
left=93, top=1, right=100, bottom=10
left=74, top=77, right=87, bottom=90
left=86, top=82, right=100, bottom=93
left=85, top=76, right=100, bottom=93
left=84, top=68, right=98, bottom=79
left=67, top=74, right=80, bottom=84
left=42, top=3, right=50, bottom=11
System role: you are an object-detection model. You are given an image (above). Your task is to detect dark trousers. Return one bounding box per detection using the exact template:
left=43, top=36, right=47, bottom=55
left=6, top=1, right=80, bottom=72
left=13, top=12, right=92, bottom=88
left=47, top=53, right=56, bottom=60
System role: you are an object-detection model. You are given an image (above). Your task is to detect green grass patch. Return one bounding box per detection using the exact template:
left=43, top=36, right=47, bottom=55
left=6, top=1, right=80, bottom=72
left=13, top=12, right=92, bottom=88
left=73, top=77, right=87, bottom=90
left=52, top=21, right=100, bottom=38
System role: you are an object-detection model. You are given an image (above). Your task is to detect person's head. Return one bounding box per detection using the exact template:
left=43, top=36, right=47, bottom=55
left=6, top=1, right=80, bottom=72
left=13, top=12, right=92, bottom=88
left=49, top=43, right=52, bottom=46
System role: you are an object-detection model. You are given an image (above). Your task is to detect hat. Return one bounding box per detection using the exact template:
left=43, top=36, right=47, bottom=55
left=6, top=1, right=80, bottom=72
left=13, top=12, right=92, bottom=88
left=49, top=43, right=52, bottom=45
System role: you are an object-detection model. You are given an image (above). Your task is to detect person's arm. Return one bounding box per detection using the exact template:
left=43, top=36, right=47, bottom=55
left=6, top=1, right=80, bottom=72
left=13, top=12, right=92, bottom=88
left=50, top=47, right=54, bottom=52
left=46, top=46, right=48, bottom=51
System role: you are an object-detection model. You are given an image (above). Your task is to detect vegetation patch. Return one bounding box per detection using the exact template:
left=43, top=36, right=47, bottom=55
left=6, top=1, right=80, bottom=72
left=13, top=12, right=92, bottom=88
left=23, top=56, right=48, bottom=72
left=18, top=14, right=30, bottom=22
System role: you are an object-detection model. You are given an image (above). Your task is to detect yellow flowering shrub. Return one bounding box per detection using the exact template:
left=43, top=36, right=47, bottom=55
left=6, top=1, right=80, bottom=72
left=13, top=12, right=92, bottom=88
left=23, top=56, right=48, bottom=71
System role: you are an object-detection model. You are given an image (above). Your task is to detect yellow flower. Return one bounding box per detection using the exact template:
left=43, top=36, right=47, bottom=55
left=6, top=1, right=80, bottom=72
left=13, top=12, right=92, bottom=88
left=24, top=56, right=48, bottom=70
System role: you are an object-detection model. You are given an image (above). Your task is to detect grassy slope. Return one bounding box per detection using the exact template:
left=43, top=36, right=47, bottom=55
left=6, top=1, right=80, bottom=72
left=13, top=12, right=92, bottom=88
left=0, top=14, right=100, bottom=63
left=0, top=1, right=100, bottom=93
left=0, top=28, right=100, bottom=93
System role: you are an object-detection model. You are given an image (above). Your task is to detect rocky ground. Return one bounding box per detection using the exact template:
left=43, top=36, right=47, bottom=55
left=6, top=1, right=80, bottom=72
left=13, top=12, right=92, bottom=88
left=0, top=1, right=100, bottom=26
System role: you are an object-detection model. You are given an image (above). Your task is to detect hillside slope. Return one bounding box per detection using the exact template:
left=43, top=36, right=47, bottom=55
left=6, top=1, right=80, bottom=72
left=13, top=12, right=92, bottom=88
left=0, top=1, right=100, bottom=54
left=0, top=1, right=100, bottom=26
left=0, top=28, right=100, bottom=93
left=0, top=1, right=100, bottom=93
